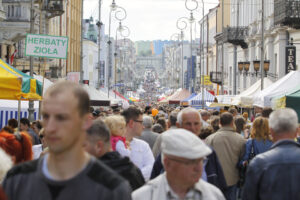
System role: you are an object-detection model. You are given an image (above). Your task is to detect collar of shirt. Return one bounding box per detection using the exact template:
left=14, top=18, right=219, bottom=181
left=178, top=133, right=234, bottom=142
left=163, top=173, right=202, bottom=200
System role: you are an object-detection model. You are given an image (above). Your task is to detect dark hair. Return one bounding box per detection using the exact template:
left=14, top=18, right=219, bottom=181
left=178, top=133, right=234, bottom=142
left=212, top=110, right=220, bottom=116
left=168, top=112, right=178, bottom=126
left=220, top=112, right=233, bottom=126
left=86, top=120, right=110, bottom=144
left=144, top=106, right=151, bottom=114
left=262, top=107, right=273, bottom=118
left=210, top=116, right=220, bottom=132
left=156, top=117, right=167, bottom=131
left=228, top=107, right=237, bottom=115
left=121, top=106, right=143, bottom=124
left=1, top=126, right=14, bottom=133
left=235, top=116, right=246, bottom=134
left=199, top=126, right=214, bottom=139
left=45, top=81, right=90, bottom=116
left=152, top=124, right=164, bottom=134
left=20, top=118, right=30, bottom=127
left=32, top=120, right=42, bottom=130
left=8, top=118, right=18, bottom=129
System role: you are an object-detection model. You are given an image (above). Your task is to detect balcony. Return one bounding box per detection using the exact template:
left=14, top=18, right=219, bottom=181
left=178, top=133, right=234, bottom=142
left=42, top=0, right=64, bottom=18
left=210, top=71, right=222, bottom=85
left=274, top=0, right=300, bottom=29
left=215, top=26, right=248, bottom=49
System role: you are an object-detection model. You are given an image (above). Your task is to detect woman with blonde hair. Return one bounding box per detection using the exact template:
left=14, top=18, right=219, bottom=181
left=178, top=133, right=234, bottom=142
left=239, top=117, right=273, bottom=167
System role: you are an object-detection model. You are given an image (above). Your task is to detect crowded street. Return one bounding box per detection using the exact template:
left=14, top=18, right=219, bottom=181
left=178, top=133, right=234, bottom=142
left=1, top=0, right=300, bottom=200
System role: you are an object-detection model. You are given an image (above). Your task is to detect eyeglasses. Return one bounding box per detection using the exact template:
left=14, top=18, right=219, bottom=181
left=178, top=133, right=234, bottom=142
left=133, top=119, right=143, bottom=124
left=39, top=135, right=44, bottom=139
left=168, top=157, right=205, bottom=166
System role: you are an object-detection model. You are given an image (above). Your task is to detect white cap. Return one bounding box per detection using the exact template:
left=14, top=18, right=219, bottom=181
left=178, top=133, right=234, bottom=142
left=161, top=128, right=212, bottom=159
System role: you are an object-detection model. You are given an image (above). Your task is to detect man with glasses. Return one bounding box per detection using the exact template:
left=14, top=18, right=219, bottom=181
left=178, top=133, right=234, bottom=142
left=121, top=106, right=154, bottom=181
left=132, top=129, right=225, bottom=200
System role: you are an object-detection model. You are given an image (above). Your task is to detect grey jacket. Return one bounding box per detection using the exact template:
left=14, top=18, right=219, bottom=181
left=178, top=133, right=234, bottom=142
left=138, top=129, right=159, bottom=149
left=132, top=173, right=225, bottom=200
left=3, top=156, right=132, bottom=200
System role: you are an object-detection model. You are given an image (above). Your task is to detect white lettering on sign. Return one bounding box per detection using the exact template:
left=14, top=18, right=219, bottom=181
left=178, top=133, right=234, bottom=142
left=25, top=34, right=69, bottom=59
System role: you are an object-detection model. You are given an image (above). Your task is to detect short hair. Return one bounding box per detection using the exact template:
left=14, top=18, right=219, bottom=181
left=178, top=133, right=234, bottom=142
left=210, top=116, right=220, bottom=132
left=177, top=107, right=202, bottom=126
left=228, top=107, right=237, bottom=115
left=32, top=120, right=42, bottom=130
left=8, top=118, right=18, bottom=129
left=220, top=112, right=233, bottom=126
left=143, top=115, right=153, bottom=129
left=44, top=80, right=90, bottom=116
left=250, top=117, right=271, bottom=140
left=152, top=124, right=164, bottom=134
left=269, top=108, right=298, bottom=135
left=212, top=110, right=220, bottom=116
left=262, top=107, right=273, bottom=118
left=168, top=111, right=178, bottom=126
left=199, top=126, right=214, bottom=140
left=200, top=110, right=210, bottom=117
left=234, top=116, right=246, bottom=134
left=121, top=106, right=143, bottom=124
left=104, top=115, right=126, bottom=136
left=86, top=120, right=110, bottom=145
left=20, top=118, right=30, bottom=127
left=156, top=118, right=167, bottom=131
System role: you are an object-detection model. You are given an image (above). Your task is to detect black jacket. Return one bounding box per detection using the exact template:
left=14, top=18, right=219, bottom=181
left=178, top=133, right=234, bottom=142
left=243, top=140, right=300, bottom=200
left=100, top=151, right=145, bottom=191
left=150, top=149, right=227, bottom=193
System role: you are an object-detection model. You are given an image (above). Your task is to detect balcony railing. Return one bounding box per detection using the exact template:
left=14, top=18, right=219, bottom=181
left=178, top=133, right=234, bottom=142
left=274, top=0, right=300, bottom=29
left=223, top=26, right=248, bottom=48
left=210, top=71, right=222, bottom=85
left=42, top=0, right=64, bottom=18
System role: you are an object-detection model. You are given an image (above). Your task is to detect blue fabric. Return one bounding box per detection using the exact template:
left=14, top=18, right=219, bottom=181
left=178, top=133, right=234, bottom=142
left=243, top=140, right=300, bottom=200
left=239, top=138, right=273, bottom=167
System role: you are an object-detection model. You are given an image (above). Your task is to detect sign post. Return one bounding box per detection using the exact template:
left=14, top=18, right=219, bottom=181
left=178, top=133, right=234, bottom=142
left=286, top=45, right=296, bottom=74
left=25, top=34, right=69, bottom=59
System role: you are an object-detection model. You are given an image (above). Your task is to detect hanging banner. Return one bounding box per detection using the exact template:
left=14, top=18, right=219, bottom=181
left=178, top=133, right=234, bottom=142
left=25, top=34, right=69, bottom=59
left=286, top=45, right=296, bottom=74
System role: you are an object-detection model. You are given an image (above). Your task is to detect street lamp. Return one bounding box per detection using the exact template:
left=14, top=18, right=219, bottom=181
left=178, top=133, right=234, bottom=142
left=176, top=19, right=187, bottom=90
left=178, top=0, right=198, bottom=93
left=114, top=22, right=130, bottom=98
left=170, top=33, right=181, bottom=89
left=107, top=1, right=127, bottom=98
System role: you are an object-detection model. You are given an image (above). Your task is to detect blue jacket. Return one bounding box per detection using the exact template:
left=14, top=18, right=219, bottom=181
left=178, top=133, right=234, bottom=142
left=239, top=138, right=272, bottom=166
left=243, top=140, right=300, bottom=200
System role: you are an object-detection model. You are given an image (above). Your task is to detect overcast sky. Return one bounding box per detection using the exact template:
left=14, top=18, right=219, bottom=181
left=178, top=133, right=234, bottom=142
left=84, top=0, right=219, bottom=41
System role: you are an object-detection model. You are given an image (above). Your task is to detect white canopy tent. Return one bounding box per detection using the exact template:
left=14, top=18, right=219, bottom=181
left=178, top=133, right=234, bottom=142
left=253, top=71, right=300, bottom=108
left=231, top=78, right=273, bottom=107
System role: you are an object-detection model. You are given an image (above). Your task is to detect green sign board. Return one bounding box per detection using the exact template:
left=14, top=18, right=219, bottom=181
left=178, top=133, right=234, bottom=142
left=25, top=34, right=69, bottom=59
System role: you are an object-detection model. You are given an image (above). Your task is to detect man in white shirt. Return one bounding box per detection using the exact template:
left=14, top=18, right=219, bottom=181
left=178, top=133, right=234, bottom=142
left=132, top=129, right=225, bottom=200
left=121, top=106, right=154, bottom=181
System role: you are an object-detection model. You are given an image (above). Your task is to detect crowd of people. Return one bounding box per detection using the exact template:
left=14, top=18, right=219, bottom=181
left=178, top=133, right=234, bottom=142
left=0, top=80, right=299, bottom=200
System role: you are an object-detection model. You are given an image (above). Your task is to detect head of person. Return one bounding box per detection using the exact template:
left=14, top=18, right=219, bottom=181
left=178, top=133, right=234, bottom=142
left=176, top=107, right=202, bottom=136
left=152, top=124, right=164, bottom=134
left=41, top=80, right=92, bottom=155
left=235, top=116, right=246, bottom=134
left=262, top=107, right=273, bottom=118
left=250, top=117, right=271, bottom=141
left=210, top=116, right=220, bottom=133
left=242, top=112, right=248, bottom=120
left=20, top=118, right=30, bottom=131
left=168, top=111, right=178, bottom=128
left=199, top=126, right=214, bottom=140
left=254, top=106, right=263, bottom=114
left=228, top=107, right=238, bottom=117
left=8, top=118, right=18, bottom=129
left=84, top=120, right=111, bottom=158
left=104, top=115, right=126, bottom=137
left=161, top=129, right=212, bottom=189
left=212, top=110, right=220, bottom=116
left=156, top=117, right=167, bottom=132
left=31, top=120, right=43, bottom=135
left=220, top=112, right=234, bottom=128
left=144, top=106, right=152, bottom=115
left=39, top=128, right=47, bottom=148
left=0, top=131, right=32, bottom=164
left=200, top=110, right=210, bottom=122
left=121, top=106, right=144, bottom=137
left=269, top=108, right=298, bottom=142
left=142, top=115, right=153, bottom=130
